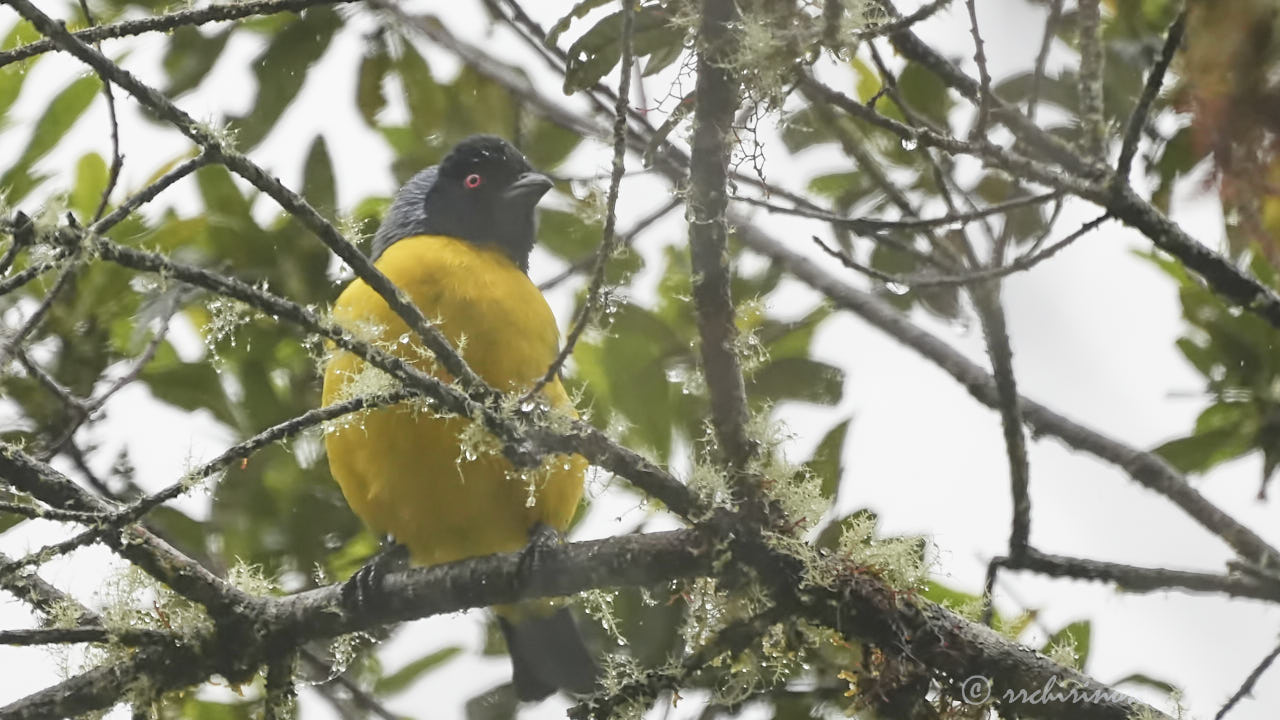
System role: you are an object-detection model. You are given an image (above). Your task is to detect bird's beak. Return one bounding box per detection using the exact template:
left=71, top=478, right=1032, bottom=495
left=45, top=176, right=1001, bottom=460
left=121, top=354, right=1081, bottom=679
left=503, top=172, right=554, bottom=202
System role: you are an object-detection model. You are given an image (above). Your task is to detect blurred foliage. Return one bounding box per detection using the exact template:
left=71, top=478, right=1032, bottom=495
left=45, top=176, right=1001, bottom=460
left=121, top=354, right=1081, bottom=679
left=1150, top=249, right=1280, bottom=498
left=0, top=0, right=1256, bottom=716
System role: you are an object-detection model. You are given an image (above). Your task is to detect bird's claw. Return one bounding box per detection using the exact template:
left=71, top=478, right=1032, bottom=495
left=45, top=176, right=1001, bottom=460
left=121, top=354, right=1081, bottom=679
left=516, top=523, right=562, bottom=589
left=342, top=538, right=408, bottom=612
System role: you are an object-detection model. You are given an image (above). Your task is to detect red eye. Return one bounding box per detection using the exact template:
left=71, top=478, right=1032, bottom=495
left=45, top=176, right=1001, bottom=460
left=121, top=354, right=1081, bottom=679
left=464, top=173, right=483, bottom=189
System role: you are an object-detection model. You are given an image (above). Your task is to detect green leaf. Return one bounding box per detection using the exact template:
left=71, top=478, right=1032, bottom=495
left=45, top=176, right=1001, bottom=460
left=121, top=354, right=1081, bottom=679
left=521, top=118, right=583, bottom=170
left=0, top=21, right=43, bottom=119
left=576, top=303, right=682, bottom=459
left=396, top=45, right=447, bottom=138
left=197, top=164, right=253, bottom=221
left=641, top=38, right=683, bottom=77
left=69, top=152, right=109, bottom=220
left=749, top=357, right=844, bottom=406
left=806, top=418, right=852, bottom=500
left=1174, top=337, right=1218, bottom=377
left=375, top=647, right=463, bottom=695
left=356, top=35, right=391, bottom=126
left=140, top=343, right=237, bottom=428
left=548, top=0, right=614, bottom=45
left=563, top=5, right=682, bottom=93
left=1154, top=402, right=1258, bottom=474
left=302, top=135, right=336, bottom=218
left=226, top=7, right=340, bottom=149
left=894, top=62, right=952, bottom=128
left=0, top=73, right=101, bottom=203
left=761, top=304, right=833, bottom=360
left=162, top=26, right=232, bottom=97
left=538, top=208, right=602, bottom=261
left=1042, top=620, right=1091, bottom=670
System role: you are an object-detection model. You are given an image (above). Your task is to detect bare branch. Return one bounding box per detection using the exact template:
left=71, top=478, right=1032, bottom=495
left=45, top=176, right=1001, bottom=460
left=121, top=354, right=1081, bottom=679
left=737, top=221, right=1280, bottom=567
left=739, top=191, right=1061, bottom=234
left=998, top=548, right=1280, bottom=603
left=803, top=73, right=1280, bottom=334
left=1027, top=0, right=1063, bottom=121
left=0, top=390, right=418, bottom=584
left=89, top=236, right=702, bottom=517
left=0, top=256, right=80, bottom=368
left=687, top=0, right=754, bottom=469
left=810, top=212, right=1107, bottom=289
left=92, top=153, right=209, bottom=234
left=963, top=0, right=993, bottom=136
left=0, top=0, right=358, bottom=68
left=1216, top=642, right=1280, bottom=720
left=7, top=0, right=494, bottom=402
left=972, top=283, right=1032, bottom=558
left=525, top=0, right=637, bottom=402
left=1076, top=0, right=1107, bottom=159
left=1117, top=10, right=1185, bottom=178
left=537, top=198, right=680, bottom=292
left=0, top=446, right=252, bottom=612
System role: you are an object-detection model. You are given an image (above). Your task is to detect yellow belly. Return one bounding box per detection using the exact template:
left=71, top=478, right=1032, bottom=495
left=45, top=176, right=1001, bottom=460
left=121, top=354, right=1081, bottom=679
left=322, top=235, right=586, bottom=566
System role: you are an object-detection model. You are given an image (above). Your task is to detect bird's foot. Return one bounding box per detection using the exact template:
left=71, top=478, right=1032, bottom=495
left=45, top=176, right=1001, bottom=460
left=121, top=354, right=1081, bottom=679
left=516, top=523, right=563, bottom=590
left=342, top=538, right=408, bottom=613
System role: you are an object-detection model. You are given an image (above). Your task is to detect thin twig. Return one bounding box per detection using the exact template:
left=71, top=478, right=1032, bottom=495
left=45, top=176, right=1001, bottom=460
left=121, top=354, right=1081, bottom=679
left=0, top=625, right=170, bottom=647
left=804, top=71, right=1280, bottom=328
left=91, top=153, right=209, bottom=234
left=738, top=191, right=1061, bottom=234
left=1214, top=641, right=1280, bottom=720
left=1117, top=10, right=1185, bottom=178
left=76, top=0, right=123, bottom=223
left=39, top=300, right=179, bottom=459
left=537, top=197, right=680, bottom=292
left=300, top=650, right=401, bottom=720
left=1027, top=0, right=1063, bottom=121
left=964, top=0, right=992, bottom=136
left=523, top=0, right=636, bottom=403
left=0, top=499, right=105, bottom=524
left=0, top=213, right=34, bottom=276
left=854, top=0, right=952, bottom=41
left=0, top=390, right=417, bottom=583
left=0, top=256, right=80, bottom=368
left=0, top=0, right=358, bottom=68
left=90, top=235, right=699, bottom=516
left=737, top=221, right=1280, bottom=566
left=972, top=286, right=1031, bottom=559
left=811, top=212, right=1108, bottom=289
left=997, top=548, right=1280, bottom=603
left=1076, top=0, right=1107, bottom=160
left=687, top=0, right=755, bottom=470
left=8, top=0, right=493, bottom=402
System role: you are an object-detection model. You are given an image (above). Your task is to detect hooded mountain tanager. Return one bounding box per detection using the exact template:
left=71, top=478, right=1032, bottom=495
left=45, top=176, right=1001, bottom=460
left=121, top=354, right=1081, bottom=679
left=322, top=135, right=594, bottom=701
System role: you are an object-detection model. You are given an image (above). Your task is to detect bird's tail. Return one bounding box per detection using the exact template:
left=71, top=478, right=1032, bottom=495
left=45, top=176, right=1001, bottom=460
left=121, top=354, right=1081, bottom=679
left=497, top=606, right=597, bottom=701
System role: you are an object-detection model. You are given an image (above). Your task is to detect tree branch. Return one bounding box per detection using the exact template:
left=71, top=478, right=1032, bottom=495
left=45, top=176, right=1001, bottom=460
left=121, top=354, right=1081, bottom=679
left=997, top=548, right=1280, bottom=603
left=736, top=221, right=1280, bottom=567
left=6, top=0, right=493, bottom=401
left=1076, top=0, right=1107, bottom=159
left=524, top=0, right=636, bottom=402
left=687, top=0, right=754, bottom=470
left=0, top=0, right=358, bottom=68
left=1117, top=10, right=1185, bottom=178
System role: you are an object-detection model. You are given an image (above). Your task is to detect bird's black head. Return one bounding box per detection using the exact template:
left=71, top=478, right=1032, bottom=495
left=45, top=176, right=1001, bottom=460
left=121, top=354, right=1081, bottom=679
left=371, top=135, right=553, bottom=272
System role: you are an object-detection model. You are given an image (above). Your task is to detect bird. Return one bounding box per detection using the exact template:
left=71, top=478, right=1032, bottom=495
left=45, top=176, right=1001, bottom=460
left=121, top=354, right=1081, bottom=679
left=322, top=135, right=596, bottom=701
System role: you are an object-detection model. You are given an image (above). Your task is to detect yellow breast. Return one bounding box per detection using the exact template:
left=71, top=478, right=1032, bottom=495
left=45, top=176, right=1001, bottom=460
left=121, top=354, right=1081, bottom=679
left=322, top=235, right=586, bottom=565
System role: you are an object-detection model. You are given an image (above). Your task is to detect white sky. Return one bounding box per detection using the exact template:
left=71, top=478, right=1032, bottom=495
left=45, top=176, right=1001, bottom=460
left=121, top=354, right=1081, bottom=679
left=1, top=1, right=1278, bottom=719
